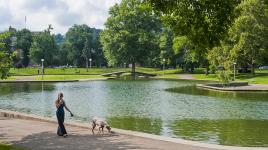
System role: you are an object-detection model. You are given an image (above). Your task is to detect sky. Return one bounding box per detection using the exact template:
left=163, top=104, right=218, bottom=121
left=0, top=0, right=121, bottom=34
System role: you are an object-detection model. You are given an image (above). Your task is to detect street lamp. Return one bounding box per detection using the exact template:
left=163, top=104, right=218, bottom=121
left=41, top=59, right=44, bottom=80
left=233, top=62, right=237, bottom=81
left=89, top=58, right=92, bottom=69
left=163, top=58, right=166, bottom=77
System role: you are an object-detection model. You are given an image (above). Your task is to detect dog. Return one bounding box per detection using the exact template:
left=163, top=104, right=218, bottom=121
left=91, top=117, right=111, bottom=134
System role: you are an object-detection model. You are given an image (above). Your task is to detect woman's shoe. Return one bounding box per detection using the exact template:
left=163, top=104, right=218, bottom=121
left=63, top=134, right=68, bottom=138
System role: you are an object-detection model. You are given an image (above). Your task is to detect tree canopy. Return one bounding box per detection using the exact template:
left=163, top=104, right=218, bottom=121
left=16, top=29, right=33, bottom=67
left=0, top=32, right=13, bottom=79
left=101, top=0, right=162, bottom=73
left=29, top=27, right=58, bottom=66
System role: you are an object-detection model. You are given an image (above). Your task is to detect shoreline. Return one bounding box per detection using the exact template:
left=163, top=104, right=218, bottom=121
left=0, top=109, right=267, bottom=150
left=197, top=83, right=268, bottom=91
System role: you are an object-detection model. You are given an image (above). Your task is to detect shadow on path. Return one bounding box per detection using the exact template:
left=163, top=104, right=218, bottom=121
left=11, top=132, right=157, bottom=150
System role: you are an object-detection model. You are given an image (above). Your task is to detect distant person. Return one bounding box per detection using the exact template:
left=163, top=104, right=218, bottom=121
left=37, top=69, right=40, bottom=75
left=55, top=92, right=73, bottom=137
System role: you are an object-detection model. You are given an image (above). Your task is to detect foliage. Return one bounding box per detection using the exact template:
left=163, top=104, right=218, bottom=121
left=54, top=33, right=65, bottom=45
left=229, top=0, right=268, bottom=74
left=100, top=0, right=162, bottom=73
left=217, top=70, right=232, bottom=84
left=16, top=29, right=33, bottom=67
left=62, top=25, right=104, bottom=67
left=208, top=0, right=268, bottom=75
left=148, top=0, right=239, bottom=57
left=29, top=27, right=58, bottom=66
left=159, top=29, right=175, bottom=66
left=0, top=32, right=13, bottom=79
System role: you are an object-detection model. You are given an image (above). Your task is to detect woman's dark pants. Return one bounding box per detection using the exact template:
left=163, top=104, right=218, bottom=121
left=56, top=112, right=67, bottom=136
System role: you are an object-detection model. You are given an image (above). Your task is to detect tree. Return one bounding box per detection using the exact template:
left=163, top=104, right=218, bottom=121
left=208, top=0, right=268, bottom=75
left=228, top=0, right=268, bottom=74
left=0, top=32, right=13, bottom=79
left=148, top=0, right=240, bottom=71
left=63, top=25, right=93, bottom=67
left=101, top=0, right=162, bottom=74
left=159, top=29, right=175, bottom=67
left=54, top=33, right=65, bottom=46
left=16, top=29, right=33, bottom=67
left=82, top=38, right=91, bottom=69
left=29, top=26, right=58, bottom=66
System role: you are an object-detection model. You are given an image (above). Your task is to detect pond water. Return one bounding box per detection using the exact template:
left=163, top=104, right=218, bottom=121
left=0, top=79, right=268, bottom=147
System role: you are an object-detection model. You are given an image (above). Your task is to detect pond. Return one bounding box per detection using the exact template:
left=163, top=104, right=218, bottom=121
left=0, top=79, right=268, bottom=147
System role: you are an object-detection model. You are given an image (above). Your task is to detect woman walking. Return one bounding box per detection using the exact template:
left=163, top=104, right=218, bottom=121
left=55, top=92, right=73, bottom=137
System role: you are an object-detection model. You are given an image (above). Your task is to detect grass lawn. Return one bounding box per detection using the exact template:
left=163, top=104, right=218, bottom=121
left=9, top=68, right=131, bottom=75
left=5, top=67, right=268, bottom=84
left=192, top=74, right=219, bottom=81
left=193, top=69, right=268, bottom=84
left=154, top=74, right=181, bottom=79
left=8, top=67, right=182, bottom=76
left=0, top=143, right=25, bottom=150
left=34, top=75, right=108, bottom=80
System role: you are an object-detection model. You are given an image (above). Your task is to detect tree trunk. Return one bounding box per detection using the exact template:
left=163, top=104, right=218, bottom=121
left=251, top=63, right=255, bottom=75
left=131, top=62, right=135, bottom=76
left=206, top=65, right=209, bottom=75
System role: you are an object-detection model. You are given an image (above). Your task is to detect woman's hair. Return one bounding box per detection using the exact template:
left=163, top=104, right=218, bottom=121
left=56, top=92, right=63, bottom=102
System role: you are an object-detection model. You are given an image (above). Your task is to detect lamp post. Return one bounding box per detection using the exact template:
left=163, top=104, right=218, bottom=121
left=89, top=58, right=92, bottom=69
left=163, top=58, right=166, bottom=77
left=41, top=59, right=44, bottom=80
left=233, top=62, right=237, bottom=81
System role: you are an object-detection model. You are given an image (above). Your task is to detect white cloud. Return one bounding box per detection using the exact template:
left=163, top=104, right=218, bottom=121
left=0, top=0, right=121, bottom=34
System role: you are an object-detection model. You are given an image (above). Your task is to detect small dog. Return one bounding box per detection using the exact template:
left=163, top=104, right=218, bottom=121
left=91, top=117, right=111, bottom=134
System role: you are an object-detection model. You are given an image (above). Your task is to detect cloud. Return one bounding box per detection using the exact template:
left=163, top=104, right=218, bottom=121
left=0, top=0, right=121, bottom=34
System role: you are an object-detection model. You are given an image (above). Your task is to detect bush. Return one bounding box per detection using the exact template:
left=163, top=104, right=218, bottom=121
left=217, top=70, right=231, bottom=85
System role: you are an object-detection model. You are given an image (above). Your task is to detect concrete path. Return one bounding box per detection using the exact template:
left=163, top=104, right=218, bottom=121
left=177, top=74, right=195, bottom=80
left=0, top=117, right=219, bottom=150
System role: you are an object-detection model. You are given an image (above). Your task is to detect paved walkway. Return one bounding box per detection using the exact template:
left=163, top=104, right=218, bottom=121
left=0, top=117, right=219, bottom=150
left=177, top=74, right=195, bottom=80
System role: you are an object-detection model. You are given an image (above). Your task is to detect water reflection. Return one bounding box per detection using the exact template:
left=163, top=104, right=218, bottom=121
left=170, top=119, right=268, bottom=147
left=0, top=83, right=55, bottom=96
left=166, top=86, right=268, bottom=101
left=107, top=116, right=162, bottom=135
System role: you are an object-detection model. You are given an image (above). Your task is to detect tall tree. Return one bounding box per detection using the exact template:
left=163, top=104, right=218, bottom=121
left=29, top=26, right=58, bottom=66
left=16, top=29, right=33, bottom=67
left=229, top=0, right=268, bottom=74
left=101, top=0, right=162, bottom=74
left=82, top=38, right=91, bottom=69
left=0, top=32, right=13, bottom=79
left=54, top=33, right=65, bottom=46
left=148, top=0, right=240, bottom=71
left=63, top=25, right=93, bottom=67
left=208, top=0, right=268, bottom=75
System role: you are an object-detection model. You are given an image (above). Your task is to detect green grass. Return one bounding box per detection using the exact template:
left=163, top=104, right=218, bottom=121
left=34, top=75, right=108, bottom=80
left=154, top=74, right=181, bottom=79
left=9, top=67, right=182, bottom=76
left=0, top=143, right=25, bottom=150
left=6, top=67, right=268, bottom=84
left=135, top=68, right=182, bottom=75
left=193, top=72, right=268, bottom=84
left=9, top=68, right=131, bottom=75
left=1, top=77, right=16, bottom=80
left=192, top=74, right=219, bottom=81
